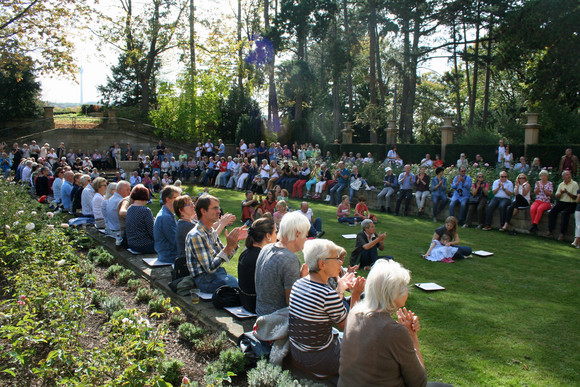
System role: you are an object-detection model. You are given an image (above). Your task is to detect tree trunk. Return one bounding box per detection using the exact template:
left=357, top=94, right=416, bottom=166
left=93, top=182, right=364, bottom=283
left=376, top=26, right=386, bottom=105
left=482, top=22, right=493, bottom=127
left=452, top=20, right=462, bottom=129
left=462, top=20, right=472, bottom=116
left=468, top=2, right=481, bottom=127
left=294, top=32, right=306, bottom=122
left=398, top=11, right=410, bottom=142
left=343, top=0, right=353, bottom=119
left=189, top=0, right=196, bottom=133
left=332, top=21, right=341, bottom=140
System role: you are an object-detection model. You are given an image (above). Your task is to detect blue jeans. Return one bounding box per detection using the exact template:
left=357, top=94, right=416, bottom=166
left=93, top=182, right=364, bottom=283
left=194, top=267, right=239, bottom=294
left=219, top=171, right=232, bottom=186
left=432, top=193, right=448, bottom=219
left=449, top=197, right=469, bottom=224
left=308, top=217, right=322, bottom=237
left=330, top=183, right=347, bottom=205
left=338, top=216, right=362, bottom=225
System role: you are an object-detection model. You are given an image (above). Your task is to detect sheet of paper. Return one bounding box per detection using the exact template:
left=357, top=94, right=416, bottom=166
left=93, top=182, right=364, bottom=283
left=473, top=250, right=493, bottom=257
left=198, top=292, right=213, bottom=300
left=224, top=306, right=257, bottom=319
left=342, top=234, right=357, bottom=239
left=415, top=282, right=445, bottom=291
left=142, top=258, right=171, bottom=267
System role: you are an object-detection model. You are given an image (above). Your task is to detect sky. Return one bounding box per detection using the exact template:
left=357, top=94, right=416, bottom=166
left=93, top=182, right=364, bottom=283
left=39, top=0, right=450, bottom=105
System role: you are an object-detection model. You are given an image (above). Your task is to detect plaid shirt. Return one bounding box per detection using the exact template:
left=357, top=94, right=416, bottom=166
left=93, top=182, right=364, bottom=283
left=185, top=221, right=234, bottom=277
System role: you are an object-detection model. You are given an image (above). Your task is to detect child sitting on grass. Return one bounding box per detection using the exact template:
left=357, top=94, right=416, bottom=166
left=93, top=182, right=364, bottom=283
left=354, top=196, right=377, bottom=223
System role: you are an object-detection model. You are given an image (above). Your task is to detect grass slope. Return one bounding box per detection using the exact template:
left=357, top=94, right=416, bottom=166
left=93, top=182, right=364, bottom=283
left=151, top=186, right=580, bottom=386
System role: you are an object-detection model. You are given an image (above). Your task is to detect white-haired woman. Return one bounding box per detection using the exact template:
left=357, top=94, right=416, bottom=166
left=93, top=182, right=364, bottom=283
left=91, top=177, right=108, bottom=229
left=255, top=212, right=310, bottom=317
left=339, top=259, right=427, bottom=387
left=289, top=239, right=365, bottom=381
left=101, top=182, right=117, bottom=234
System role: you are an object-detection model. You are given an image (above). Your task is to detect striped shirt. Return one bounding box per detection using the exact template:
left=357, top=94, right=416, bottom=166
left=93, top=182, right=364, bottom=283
left=185, top=222, right=234, bottom=278
left=289, top=278, right=347, bottom=352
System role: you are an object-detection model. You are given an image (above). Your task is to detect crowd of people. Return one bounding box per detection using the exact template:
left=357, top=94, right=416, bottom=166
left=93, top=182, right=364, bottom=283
left=2, top=136, right=579, bottom=385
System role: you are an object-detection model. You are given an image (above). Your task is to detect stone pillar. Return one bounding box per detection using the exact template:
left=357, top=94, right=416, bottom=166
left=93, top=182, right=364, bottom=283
left=108, top=108, right=118, bottom=128
left=342, top=122, right=354, bottom=144
left=369, top=129, right=377, bottom=143
left=523, top=112, right=541, bottom=156
left=385, top=120, right=397, bottom=144
left=439, top=117, right=455, bottom=163
left=44, top=106, right=54, bottom=130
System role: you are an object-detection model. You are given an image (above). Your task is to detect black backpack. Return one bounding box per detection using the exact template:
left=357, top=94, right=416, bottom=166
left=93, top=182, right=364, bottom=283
left=212, top=286, right=242, bottom=309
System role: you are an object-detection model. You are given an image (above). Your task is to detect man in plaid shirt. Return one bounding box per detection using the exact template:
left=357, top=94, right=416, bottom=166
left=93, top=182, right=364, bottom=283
left=186, top=194, right=247, bottom=293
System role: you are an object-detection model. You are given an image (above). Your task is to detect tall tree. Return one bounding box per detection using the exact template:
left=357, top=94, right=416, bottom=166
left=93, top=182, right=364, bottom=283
left=0, top=60, right=41, bottom=121
left=97, top=0, right=188, bottom=119
left=0, top=0, right=89, bottom=76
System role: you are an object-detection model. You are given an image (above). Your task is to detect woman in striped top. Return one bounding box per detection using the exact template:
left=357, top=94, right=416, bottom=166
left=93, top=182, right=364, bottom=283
left=288, top=239, right=365, bottom=381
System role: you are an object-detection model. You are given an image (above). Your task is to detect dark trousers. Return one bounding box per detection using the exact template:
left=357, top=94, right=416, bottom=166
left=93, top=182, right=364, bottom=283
left=505, top=195, right=530, bottom=225
left=485, top=197, right=511, bottom=226
left=395, top=189, right=413, bottom=216
left=465, top=198, right=487, bottom=226
left=548, top=201, right=576, bottom=234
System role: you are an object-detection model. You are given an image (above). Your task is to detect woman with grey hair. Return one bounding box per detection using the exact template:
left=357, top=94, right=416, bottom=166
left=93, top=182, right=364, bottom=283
left=289, top=239, right=365, bottom=381
left=91, top=177, right=108, bottom=229
left=255, top=211, right=310, bottom=316
left=339, top=259, right=428, bottom=387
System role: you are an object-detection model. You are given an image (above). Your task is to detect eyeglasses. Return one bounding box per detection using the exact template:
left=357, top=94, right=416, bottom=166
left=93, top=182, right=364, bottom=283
left=500, top=175, right=508, bottom=178
left=518, top=177, right=526, bottom=180
left=325, top=257, right=344, bottom=262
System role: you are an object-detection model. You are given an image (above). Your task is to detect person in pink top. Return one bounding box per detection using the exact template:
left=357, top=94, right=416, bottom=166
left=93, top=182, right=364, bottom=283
left=336, top=195, right=362, bottom=225
left=529, top=169, right=553, bottom=233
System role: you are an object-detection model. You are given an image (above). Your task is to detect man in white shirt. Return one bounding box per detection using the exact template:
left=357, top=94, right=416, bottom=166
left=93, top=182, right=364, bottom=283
left=80, top=174, right=95, bottom=217
left=239, top=139, right=248, bottom=157
left=483, top=171, right=513, bottom=230
left=295, top=202, right=324, bottom=238
left=420, top=154, right=433, bottom=167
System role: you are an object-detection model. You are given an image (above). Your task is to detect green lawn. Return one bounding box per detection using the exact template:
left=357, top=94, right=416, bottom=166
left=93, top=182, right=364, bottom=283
left=152, top=186, right=580, bottom=386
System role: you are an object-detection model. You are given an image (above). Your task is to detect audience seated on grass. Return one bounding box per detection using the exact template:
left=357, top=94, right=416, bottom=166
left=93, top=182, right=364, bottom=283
left=255, top=211, right=310, bottom=316
left=125, top=184, right=156, bottom=254
left=336, top=195, right=361, bottom=225
left=238, top=218, right=277, bottom=314
left=432, top=216, right=472, bottom=259
left=289, top=239, right=364, bottom=382
left=349, top=219, right=391, bottom=269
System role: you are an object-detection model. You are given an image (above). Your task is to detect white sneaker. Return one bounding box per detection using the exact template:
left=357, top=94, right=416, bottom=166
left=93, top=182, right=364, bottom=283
left=325, top=195, right=331, bottom=202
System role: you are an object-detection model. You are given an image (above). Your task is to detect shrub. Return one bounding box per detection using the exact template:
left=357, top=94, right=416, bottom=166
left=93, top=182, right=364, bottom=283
left=147, top=297, right=168, bottom=315
left=94, top=251, right=115, bottom=267
left=87, top=247, right=106, bottom=261
left=80, top=273, right=97, bottom=288
left=159, top=359, right=184, bottom=386
left=247, top=360, right=326, bottom=387
left=178, top=322, right=205, bottom=343
left=168, top=311, right=186, bottom=327
left=101, top=296, right=126, bottom=317
left=127, top=279, right=142, bottom=291
left=206, top=348, right=248, bottom=376
left=194, top=331, right=229, bottom=357
left=135, top=288, right=154, bottom=304
left=105, top=264, right=123, bottom=279
left=116, top=269, right=134, bottom=285
left=90, top=289, right=108, bottom=308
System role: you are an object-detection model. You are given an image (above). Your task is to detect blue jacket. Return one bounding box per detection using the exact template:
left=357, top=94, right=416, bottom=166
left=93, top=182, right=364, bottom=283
left=154, top=205, right=178, bottom=263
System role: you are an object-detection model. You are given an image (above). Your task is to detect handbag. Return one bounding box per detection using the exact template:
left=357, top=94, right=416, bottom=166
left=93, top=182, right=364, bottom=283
left=350, top=179, right=362, bottom=191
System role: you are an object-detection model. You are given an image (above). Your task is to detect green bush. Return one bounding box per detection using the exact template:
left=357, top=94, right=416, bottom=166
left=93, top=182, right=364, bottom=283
left=135, top=288, right=154, bottom=304
left=178, top=322, right=205, bottom=343
left=247, top=360, right=326, bottom=387
left=80, top=273, right=97, bottom=288
left=105, top=264, right=124, bottom=279
left=87, top=247, right=106, bottom=261
left=90, top=289, right=108, bottom=308
left=127, top=278, right=143, bottom=291
left=159, top=359, right=184, bottom=386
left=169, top=311, right=186, bottom=327
left=101, top=296, right=126, bottom=317
left=116, top=269, right=134, bottom=285
left=195, top=331, right=229, bottom=358
left=148, top=297, right=169, bottom=315
left=206, top=348, right=248, bottom=377
left=94, top=251, right=115, bottom=267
